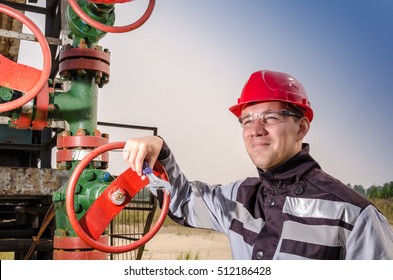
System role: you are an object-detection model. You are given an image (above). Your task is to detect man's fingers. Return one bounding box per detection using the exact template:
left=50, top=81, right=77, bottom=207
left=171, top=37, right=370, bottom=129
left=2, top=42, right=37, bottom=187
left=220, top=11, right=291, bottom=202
left=122, top=136, right=163, bottom=176
left=122, top=147, right=130, bottom=161
left=135, top=146, right=149, bottom=177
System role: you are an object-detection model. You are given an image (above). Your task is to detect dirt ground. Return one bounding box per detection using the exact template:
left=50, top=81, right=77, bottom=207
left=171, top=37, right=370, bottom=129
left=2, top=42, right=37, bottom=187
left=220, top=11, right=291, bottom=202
left=141, top=225, right=232, bottom=260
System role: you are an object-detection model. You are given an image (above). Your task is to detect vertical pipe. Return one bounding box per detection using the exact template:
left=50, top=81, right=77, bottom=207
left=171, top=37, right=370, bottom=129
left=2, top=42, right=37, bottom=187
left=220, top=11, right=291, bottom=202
left=53, top=75, right=98, bottom=134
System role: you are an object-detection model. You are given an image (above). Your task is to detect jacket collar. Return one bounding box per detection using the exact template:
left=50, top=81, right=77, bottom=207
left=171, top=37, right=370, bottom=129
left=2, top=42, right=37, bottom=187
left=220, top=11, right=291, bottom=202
left=257, top=143, right=320, bottom=184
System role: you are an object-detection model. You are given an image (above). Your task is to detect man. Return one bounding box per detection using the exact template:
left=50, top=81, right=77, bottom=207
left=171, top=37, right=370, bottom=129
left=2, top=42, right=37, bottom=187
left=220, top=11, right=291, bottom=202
left=123, top=70, right=393, bottom=259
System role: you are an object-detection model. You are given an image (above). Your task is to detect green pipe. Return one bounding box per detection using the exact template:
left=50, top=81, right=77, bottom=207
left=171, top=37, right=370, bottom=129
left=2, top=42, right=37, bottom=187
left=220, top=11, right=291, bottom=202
left=52, top=1, right=115, bottom=243
left=53, top=169, right=113, bottom=238
left=66, top=2, right=115, bottom=47
left=51, top=75, right=98, bottom=135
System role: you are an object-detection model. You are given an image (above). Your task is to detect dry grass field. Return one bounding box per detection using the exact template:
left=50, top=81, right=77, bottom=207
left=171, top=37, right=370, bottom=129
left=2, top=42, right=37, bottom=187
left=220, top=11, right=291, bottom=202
left=142, top=224, right=232, bottom=260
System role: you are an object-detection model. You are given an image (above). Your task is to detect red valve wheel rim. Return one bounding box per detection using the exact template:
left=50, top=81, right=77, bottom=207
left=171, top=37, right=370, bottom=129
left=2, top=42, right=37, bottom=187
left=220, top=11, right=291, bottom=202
left=66, top=141, right=170, bottom=253
left=0, top=4, right=51, bottom=112
left=67, top=0, right=155, bottom=33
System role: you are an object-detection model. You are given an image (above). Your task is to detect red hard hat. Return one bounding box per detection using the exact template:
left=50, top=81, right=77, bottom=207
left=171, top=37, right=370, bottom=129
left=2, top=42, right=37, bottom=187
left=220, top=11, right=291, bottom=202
left=229, top=70, right=313, bottom=122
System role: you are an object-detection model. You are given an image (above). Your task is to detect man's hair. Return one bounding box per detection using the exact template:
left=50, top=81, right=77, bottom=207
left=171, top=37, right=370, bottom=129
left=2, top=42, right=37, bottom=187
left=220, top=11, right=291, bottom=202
left=286, top=103, right=306, bottom=118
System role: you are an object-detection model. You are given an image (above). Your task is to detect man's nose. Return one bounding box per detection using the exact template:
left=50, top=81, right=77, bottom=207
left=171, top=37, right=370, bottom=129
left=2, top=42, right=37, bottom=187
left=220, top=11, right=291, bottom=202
left=250, top=120, right=268, bottom=137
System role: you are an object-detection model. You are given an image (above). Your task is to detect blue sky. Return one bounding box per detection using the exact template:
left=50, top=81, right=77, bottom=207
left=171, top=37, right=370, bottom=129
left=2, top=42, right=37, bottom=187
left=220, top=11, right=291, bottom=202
left=20, top=0, right=392, bottom=188
left=93, top=0, right=393, bottom=188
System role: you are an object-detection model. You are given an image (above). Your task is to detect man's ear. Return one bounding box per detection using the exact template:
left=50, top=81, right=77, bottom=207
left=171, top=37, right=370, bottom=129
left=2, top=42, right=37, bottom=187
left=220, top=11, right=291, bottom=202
left=297, top=117, right=310, bottom=141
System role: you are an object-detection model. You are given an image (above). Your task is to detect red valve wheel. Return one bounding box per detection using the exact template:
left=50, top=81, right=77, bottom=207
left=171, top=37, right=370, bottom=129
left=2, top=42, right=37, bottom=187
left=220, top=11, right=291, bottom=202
left=0, top=4, right=51, bottom=113
left=67, top=0, right=155, bottom=33
left=66, top=141, right=170, bottom=253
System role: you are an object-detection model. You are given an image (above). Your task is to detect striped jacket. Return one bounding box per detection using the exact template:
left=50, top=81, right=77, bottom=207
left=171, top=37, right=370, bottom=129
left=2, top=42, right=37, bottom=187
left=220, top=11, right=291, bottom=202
left=158, top=143, right=393, bottom=259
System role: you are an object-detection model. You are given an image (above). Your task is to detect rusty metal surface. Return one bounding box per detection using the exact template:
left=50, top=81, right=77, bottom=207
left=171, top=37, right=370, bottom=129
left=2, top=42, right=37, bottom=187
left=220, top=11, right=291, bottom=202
left=0, top=167, right=69, bottom=196
left=0, top=0, right=26, bottom=61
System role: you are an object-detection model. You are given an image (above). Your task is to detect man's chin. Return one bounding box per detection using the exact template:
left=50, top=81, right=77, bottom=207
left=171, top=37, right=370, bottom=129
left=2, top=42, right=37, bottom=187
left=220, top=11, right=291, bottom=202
left=251, top=158, right=272, bottom=171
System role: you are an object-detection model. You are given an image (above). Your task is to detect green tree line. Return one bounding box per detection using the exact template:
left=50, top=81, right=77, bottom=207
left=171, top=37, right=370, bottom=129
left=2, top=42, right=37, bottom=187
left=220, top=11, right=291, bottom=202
left=348, top=181, right=393, bottom=224
left=348, top=181, right=393, bottom=199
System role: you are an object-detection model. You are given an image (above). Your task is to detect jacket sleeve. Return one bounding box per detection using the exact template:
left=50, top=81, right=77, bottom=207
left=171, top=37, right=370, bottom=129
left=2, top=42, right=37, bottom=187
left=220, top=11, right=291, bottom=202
left=345, top=204, right=393, bottom=259
left=157, top=140, right=242, bottom=234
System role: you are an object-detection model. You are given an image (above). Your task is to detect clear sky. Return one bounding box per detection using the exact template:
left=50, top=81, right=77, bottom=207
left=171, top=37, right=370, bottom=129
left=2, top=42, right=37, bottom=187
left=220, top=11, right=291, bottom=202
left=22, top=0, right=393, bottom=188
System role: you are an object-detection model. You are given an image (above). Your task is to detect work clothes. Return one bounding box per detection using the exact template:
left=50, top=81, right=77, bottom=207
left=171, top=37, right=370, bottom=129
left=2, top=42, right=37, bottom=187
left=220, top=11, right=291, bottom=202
left=158, top=143, right=393, bottom=259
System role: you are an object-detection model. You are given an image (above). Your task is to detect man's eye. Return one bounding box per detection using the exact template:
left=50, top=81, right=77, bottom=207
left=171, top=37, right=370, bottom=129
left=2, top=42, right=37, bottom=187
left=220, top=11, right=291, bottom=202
left=264, top=113, right=280, bottom=123
left=242, top=119, right=252, bottom=126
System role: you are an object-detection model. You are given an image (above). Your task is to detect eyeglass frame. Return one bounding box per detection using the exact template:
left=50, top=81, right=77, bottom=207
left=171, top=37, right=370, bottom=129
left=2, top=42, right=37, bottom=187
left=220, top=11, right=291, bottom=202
left=238, top=109, right=302, bottom=128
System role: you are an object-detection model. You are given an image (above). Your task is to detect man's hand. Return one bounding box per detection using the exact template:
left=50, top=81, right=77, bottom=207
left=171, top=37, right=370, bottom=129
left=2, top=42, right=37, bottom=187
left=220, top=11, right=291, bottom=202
left=122, top=136, right=164, bottom=176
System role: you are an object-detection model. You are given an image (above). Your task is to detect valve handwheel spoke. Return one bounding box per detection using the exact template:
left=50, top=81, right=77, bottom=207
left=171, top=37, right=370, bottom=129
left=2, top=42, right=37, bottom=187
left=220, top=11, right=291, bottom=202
left=0, top=4, right=51, bottom=113
left=66, top=141, right=170, bottom=253
left=67, top=0, right=156, bottom=33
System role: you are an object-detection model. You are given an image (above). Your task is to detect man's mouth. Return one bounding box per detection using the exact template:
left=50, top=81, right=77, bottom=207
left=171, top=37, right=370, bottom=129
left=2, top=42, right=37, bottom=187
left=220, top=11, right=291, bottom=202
left=251, top=142, right=270, bottom=149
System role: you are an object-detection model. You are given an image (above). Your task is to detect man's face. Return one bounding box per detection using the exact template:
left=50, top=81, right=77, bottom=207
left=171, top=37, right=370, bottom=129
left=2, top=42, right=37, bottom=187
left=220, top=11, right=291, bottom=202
left=241, top=101, right=308, bottom=171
